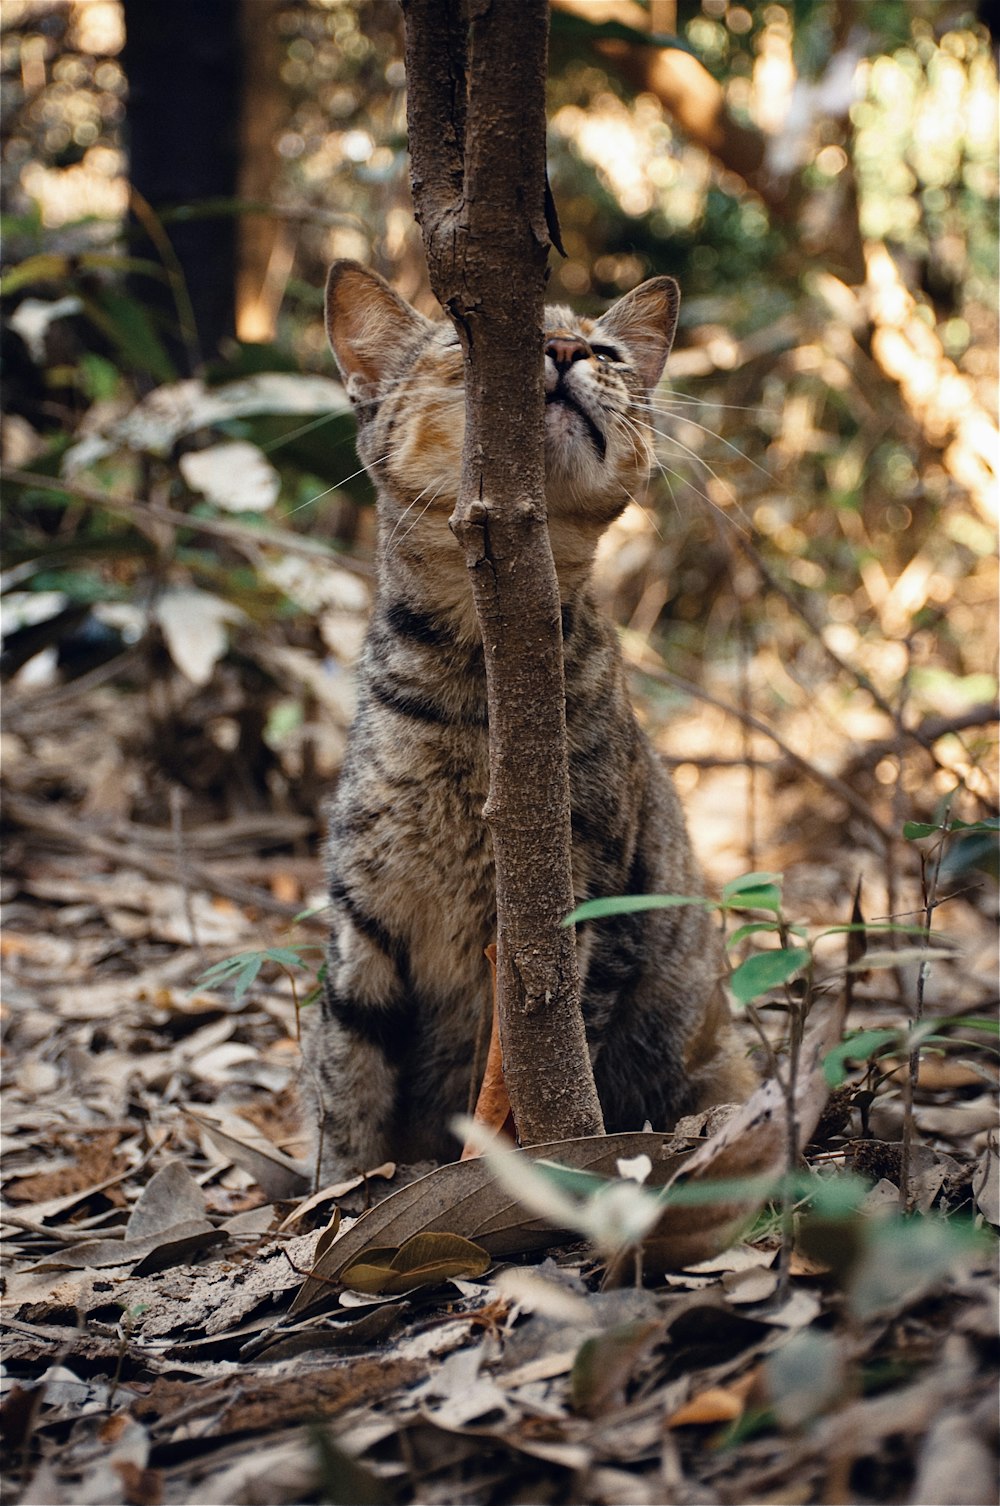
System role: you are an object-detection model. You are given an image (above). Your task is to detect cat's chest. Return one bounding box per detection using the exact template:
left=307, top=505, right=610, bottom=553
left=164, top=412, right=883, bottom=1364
left=358, top=729, right=496, bottom=985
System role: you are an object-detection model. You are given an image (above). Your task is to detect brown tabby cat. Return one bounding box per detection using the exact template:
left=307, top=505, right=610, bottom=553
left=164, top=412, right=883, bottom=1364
left=305, top=261, right=753, bottom=1183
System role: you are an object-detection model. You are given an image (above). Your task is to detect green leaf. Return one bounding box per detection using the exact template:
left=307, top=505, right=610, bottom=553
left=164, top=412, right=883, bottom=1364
left=945, top=1016, right=999, bottom=1035
left=564, top=893, right=714, bottom=925
left=0, top=253, right=70, bottom=295
left=84, top=289, right=176, bottom=384
left=849, top=1217, right=989, bottom=1322
left=727, top=920, right=807, bottom=948
left=729, top=947, right=810, bottom=1004
left=722, top=871, right=783, bottom=899
left=721, top=872, right=784, bottom=913
left=823, top=1029, right=901, bottom=1087
left=818, top=922, right=932, bottom=940
left=261, top=946, right=316, bottom=968
left=194, top=952, right=264, bottom=1002
left=192, top=945, right=316, bottom=1002
left=903, top=821, right=941, bottom=840
left=904, top=816, right=1000, bottom=840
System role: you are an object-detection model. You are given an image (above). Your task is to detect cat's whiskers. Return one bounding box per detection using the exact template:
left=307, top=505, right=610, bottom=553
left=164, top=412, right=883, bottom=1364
left=623, top=413, right=745, bottom=532
left=608, top=409, right=654, bottom=473
left=260, top=410, right=349, bottom=454
left=287, top=453, right=391, bottom=516
left=626, top=412, right=753, bottom=534
left=383, top=479, right=446, bottom=555
left=644, top=407, right=773, bottom=481
left=652, top=391, right=766, bottom=415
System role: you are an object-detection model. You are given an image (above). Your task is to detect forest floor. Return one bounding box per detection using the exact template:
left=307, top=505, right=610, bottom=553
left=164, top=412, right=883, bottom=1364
left=2, top=617, right=998, bottom=1506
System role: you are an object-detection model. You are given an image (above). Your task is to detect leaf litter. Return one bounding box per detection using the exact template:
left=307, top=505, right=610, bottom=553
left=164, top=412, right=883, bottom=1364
left=2, top=574, right=998, bottom=1506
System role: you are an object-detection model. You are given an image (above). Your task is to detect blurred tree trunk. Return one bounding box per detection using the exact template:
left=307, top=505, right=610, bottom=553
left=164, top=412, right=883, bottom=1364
left=401, top=0, right=605, bottom=1145
left=122, top=0, right=242, bottom=372
left=236, top=0, right=290, bottom=344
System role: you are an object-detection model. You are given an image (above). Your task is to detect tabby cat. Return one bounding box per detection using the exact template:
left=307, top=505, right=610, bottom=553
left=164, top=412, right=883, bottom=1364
left=305, top=260, right=753, bottom=1183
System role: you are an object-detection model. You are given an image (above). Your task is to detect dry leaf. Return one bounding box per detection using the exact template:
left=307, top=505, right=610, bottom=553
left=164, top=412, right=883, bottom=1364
left=154, top=589, right=245, bottom=687
left=126, top=1161, right=206, bottom=1241
left=461, top=944, right=514, bottom=1158
left=666, top=1385, right=746, bottom=1427
left=570, top=1319, right=662, bottom=1416
left=290, top=1132, right=686, bottom=1314
left=636, top=989, right=848, bottom=1274
left=185, top=1107, right=309, bottom=1200
left=340, top=1232, right=491, bottom=1296
left=179, top=441, right=279, bottom=513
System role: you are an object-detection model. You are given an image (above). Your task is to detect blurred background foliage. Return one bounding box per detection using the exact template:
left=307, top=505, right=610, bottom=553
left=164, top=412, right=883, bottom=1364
left=1, top=0, right=996, bottom=904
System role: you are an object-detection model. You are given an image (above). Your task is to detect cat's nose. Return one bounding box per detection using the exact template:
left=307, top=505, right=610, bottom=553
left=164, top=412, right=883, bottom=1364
left=545, top=336, right=591, bottom=374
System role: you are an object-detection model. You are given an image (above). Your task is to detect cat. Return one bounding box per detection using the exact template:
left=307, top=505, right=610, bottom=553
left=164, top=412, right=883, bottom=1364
left=304, top=260, right=754, bottom=1184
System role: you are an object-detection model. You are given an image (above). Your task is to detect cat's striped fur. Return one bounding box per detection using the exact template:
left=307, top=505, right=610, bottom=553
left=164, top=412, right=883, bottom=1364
left=305, top=261, right=753, bottom=1182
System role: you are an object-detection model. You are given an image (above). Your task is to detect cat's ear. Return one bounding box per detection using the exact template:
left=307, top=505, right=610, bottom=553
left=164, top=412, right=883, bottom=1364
left=594, top=276, right=680, bottom=391
left=325, top=261, right=430, bottom=396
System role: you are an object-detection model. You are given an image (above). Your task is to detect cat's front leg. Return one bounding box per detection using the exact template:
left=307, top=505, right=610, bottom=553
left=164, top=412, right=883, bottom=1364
left=301, top=904, right=413, bottom=1185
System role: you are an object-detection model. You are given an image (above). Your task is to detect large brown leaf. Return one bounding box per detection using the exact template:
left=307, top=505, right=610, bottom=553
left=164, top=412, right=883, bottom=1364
left=290, top=1133, right=685, bottom=1313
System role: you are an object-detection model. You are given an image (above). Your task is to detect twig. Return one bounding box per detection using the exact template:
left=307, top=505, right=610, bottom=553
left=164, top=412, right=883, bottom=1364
left=843, top=701, right=1000, bottom=780
left=170, top=785, right=201, bottom=953
left=635, top=660, right=893, bottom=843
left=2, top=646, right=143, bottom=722
left=729, top=528, right=990, bottom=789
left=900, top=816, right=949, bottom=1212
left=4, top=791, right=303, bottom=919
left=4, top=468, right=374, bottom=576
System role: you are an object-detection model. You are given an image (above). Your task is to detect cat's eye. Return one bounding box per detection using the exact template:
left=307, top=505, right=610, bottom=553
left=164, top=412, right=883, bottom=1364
left=591, top=343, right=620, bottom=365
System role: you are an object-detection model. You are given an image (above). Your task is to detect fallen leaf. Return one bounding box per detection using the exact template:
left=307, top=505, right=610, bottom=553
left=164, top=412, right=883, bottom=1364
left=636, top=989, right=849, bottom=1275
left=290, top=1132, right=686, bottom=1314
left=461, top=944, right=514, bottom=1158
left=185, top=1106, right=309, bottom=1200
left=570, top=1319, right=662, bottom=1416
left=340, top=1232, right=491, bottom=1296
left=125, top=1161, right=205, bottom=1241
left=973, top=1139, right=999, bottom=1224
left=666, top=1385, right=746, bottom=1427
left=154, top=589, right=245, bottom=688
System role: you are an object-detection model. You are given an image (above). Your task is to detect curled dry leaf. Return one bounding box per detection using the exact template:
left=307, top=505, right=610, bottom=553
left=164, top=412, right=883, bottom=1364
left=340, top=1232, right=491, bottom=1296
left=185, top=1106, right=309, bottom=1200
left=179, top=440, right=280, bottom=513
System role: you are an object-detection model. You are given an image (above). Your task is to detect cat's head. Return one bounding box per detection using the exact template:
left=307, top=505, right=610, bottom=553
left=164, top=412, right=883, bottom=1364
left=325, top=260, right=678, bottom=526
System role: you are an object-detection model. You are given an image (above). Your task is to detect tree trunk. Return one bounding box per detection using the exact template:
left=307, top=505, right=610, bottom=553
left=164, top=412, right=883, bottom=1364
left=401, top=0, right=604, bottom=1145
left=236, top=0, right=291, bottom=344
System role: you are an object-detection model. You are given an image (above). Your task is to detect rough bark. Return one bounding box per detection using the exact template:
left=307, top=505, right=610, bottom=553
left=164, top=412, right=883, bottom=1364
left=401, top=0, right=604, bottom=1144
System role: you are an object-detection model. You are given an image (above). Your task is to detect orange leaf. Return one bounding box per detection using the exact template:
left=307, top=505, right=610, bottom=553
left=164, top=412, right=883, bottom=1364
left=666, top=1385, right=746, bottom=1428
left=461, top=943, right=515, bottom=1158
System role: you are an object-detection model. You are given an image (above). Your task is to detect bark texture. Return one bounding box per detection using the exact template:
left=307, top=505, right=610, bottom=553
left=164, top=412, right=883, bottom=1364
left=401, top=0, right=604, bottom=1143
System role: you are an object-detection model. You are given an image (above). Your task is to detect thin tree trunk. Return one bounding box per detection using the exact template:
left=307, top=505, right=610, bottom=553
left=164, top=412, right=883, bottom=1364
left=401, top=0, right=604, bottom=1145
left=236, top=0, right=291, bottom=343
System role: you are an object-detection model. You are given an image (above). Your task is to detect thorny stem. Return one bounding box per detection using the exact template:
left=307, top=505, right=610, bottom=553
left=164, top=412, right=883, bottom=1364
left=170, top=785, right=201, bottom=956
left=745, top=909, right=813, bottom=1305
left=778, top=977, right=809, bottom=1302
left=900, top=812, right=949, bottom=1211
